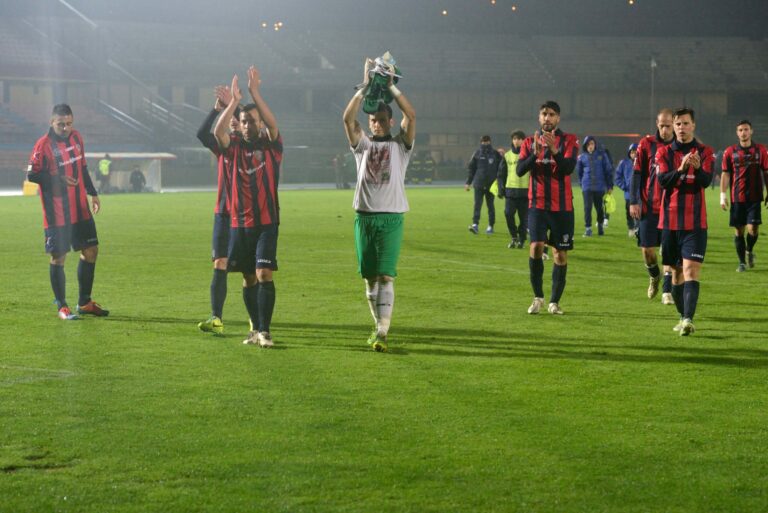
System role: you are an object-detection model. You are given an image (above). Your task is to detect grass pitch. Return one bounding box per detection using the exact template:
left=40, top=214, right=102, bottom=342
left=1, top=187, right=767, bottom=512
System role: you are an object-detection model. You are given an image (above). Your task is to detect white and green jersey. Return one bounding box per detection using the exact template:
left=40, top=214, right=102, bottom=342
left=352, top=132, right=412, bottom=213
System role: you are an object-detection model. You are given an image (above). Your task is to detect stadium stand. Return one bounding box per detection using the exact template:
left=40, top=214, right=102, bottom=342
left=2, top=13, right=767, bottom=188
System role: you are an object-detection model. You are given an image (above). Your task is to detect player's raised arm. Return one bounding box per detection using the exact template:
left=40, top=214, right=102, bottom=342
left=247, top=66, right=278, bottom=141
left=389, top=76, right=415, bottom=148
left=343, top=59, right=373, bottom=149
left=214, top=75, right=242, bottom=150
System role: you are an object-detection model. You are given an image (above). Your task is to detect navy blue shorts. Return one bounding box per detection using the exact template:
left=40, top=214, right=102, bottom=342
left=661, top=229, right=707, bottom=266
left=729, top=201, right=762, bottom=227
left=528, top=208, right=574, bottom=250
left=637, top=213, right=662, bottom=248
left=44, top=218, right=98, bottom=255
left=227, top=224, right=279, bottom=274
left=211, top=214, right=230, bottom=260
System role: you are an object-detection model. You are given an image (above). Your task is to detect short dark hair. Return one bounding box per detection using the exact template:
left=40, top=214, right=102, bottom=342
left=375, top=102, right=393, bottom=119
left=52, top=103, right=73, bottom=116
left=241, top=103, right=258, bottom=114
left=510, top=130, right=525, bottom=140
left=540, top=101, right=560, bottom=114
left=480, top=135, right=492, bottom=143
left=737, top=119, right=752, bottom=128
left=674, top=107, right=695, bottom=122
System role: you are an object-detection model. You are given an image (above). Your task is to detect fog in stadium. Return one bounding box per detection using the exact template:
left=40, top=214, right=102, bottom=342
left=1, top=0, right=766, bottom=190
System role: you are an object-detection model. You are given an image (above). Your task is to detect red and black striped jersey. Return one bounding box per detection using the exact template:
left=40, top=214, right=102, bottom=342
left=226, top=133, right=283, bottom=228
left=197, top=109, right=236, bottom=216
left=27, top=128, right=97, bottom=229
left=633, top=133, right=671, bottom=216
left=656, top=139, right=714, bottom=231
left=721, top=142, right=768, bottom=203
left=517, top=129, right=579, bottom=212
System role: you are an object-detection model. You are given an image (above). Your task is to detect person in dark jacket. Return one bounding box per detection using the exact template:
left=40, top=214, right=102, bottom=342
left=576, top=135, right=613, bottom=236
left=465, top=135, right=501, bottom=234
left=615, top=143, right=639, bottom=236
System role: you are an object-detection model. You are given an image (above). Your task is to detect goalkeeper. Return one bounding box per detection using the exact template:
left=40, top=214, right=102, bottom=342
left=342, top=55, right=416, bottom=353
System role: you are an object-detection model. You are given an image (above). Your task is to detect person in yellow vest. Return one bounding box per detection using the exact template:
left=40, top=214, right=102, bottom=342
left=98, top=153, right=112, bottom=194
left=497, top=130, right=528, bottom=248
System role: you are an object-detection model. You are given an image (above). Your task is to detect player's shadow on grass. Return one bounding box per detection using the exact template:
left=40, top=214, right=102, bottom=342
left=273, top=322, right=768, bottom=367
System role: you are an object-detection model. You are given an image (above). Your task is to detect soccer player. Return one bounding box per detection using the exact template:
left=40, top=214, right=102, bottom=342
left=196, top=85, right=241, bottom=334
left=516, top=101, right=579, bottom=315
left=629, top=108, right=676, bottom=304
left=719, top=120, right=768, bottom=272
left=497, top=130, right=528, bottom=248
left=27, top=104, right=109, bottom=320
left=342, top=57, right=416, bottom=352
left=656, top=108, right=714, bottom=336
left=214, top=68, right=282, bottom=348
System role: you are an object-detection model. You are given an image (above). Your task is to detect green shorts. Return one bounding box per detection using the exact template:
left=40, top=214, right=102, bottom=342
left=354, top=212, right=404, bottom=278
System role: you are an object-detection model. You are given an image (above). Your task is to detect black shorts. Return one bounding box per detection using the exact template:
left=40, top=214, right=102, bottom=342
left=44, top=218, right=98, bottom=255
left=227, top=224, right=279, bottom=274
left=528, top=208, right=574, bottom=250
left=729, top=201, right=762, bottom=227
left=661, top=229, right=707, bottom=266
left=211, top=214, right=231, bottom=260
left=637, top=213, right=662, bottom=248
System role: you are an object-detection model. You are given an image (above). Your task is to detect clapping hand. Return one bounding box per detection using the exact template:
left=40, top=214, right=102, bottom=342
left=247, top=66, right=261, bottom=94
left=214, top=85, right=232, bottom=111
left=231, top=75, right=242, bottom=104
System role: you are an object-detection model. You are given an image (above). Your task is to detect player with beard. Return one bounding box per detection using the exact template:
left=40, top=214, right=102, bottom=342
left=197, top=85, right=242, bottom=334
left=630, top=109, right=676, bottom=304
left=719, top=120, right=768, bottom=272
left=214, top=68, right=282, bottom=348
left=342, top=57, right=416, bottom=352
left=516, top=101, right=579, bottom=315
left=27, top=104, right=108, bottom=320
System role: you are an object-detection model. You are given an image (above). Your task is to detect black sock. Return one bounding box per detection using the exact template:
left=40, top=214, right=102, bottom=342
left=671, top=284, right=685, bottom=317
left=746, top=233, right=758, bottom=252
left=735, top=235, right=746, bottom=264
left=529, top=257, right=544, bottom=298
left=210, top=269, right=227, bottom=319
left=683, top=280, right=700, bottom=320
left=242, top=285, right=260, bottom=331
left=77, top=259, right=95, bottom=306
left=646, top=264, right=660, bottom=278
left=257, top=281, right=276, bottom=333
left=50, top=263, right=67, bottom=308
left=662, top=272, right=672, bottom=294
left=550, top=264, right=567, bottom=304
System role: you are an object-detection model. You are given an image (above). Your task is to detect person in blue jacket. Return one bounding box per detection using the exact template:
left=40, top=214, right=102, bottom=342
left=615, top=143, right=639, bottom=237
left=576, top=135, right=613, bottom=236
left=465, top=135, right=501, bottom=234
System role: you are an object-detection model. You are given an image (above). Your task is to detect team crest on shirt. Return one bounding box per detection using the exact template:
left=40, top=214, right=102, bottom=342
left=75, top=143, right=81, bottom=153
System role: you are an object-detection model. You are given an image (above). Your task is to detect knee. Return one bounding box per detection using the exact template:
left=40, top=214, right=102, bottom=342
left=81, top=246, right=98, bottom=263
left=553, top=249, right=567, bottom=266
left=213, top=258, right=228, bottom=270
left=377, top=275, right=394, bottom=284
left=256, top=269, right=273, bottom=282
left=50, top=253, right=66, bottom=265
left=242, top=274, right=258, bottom=287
